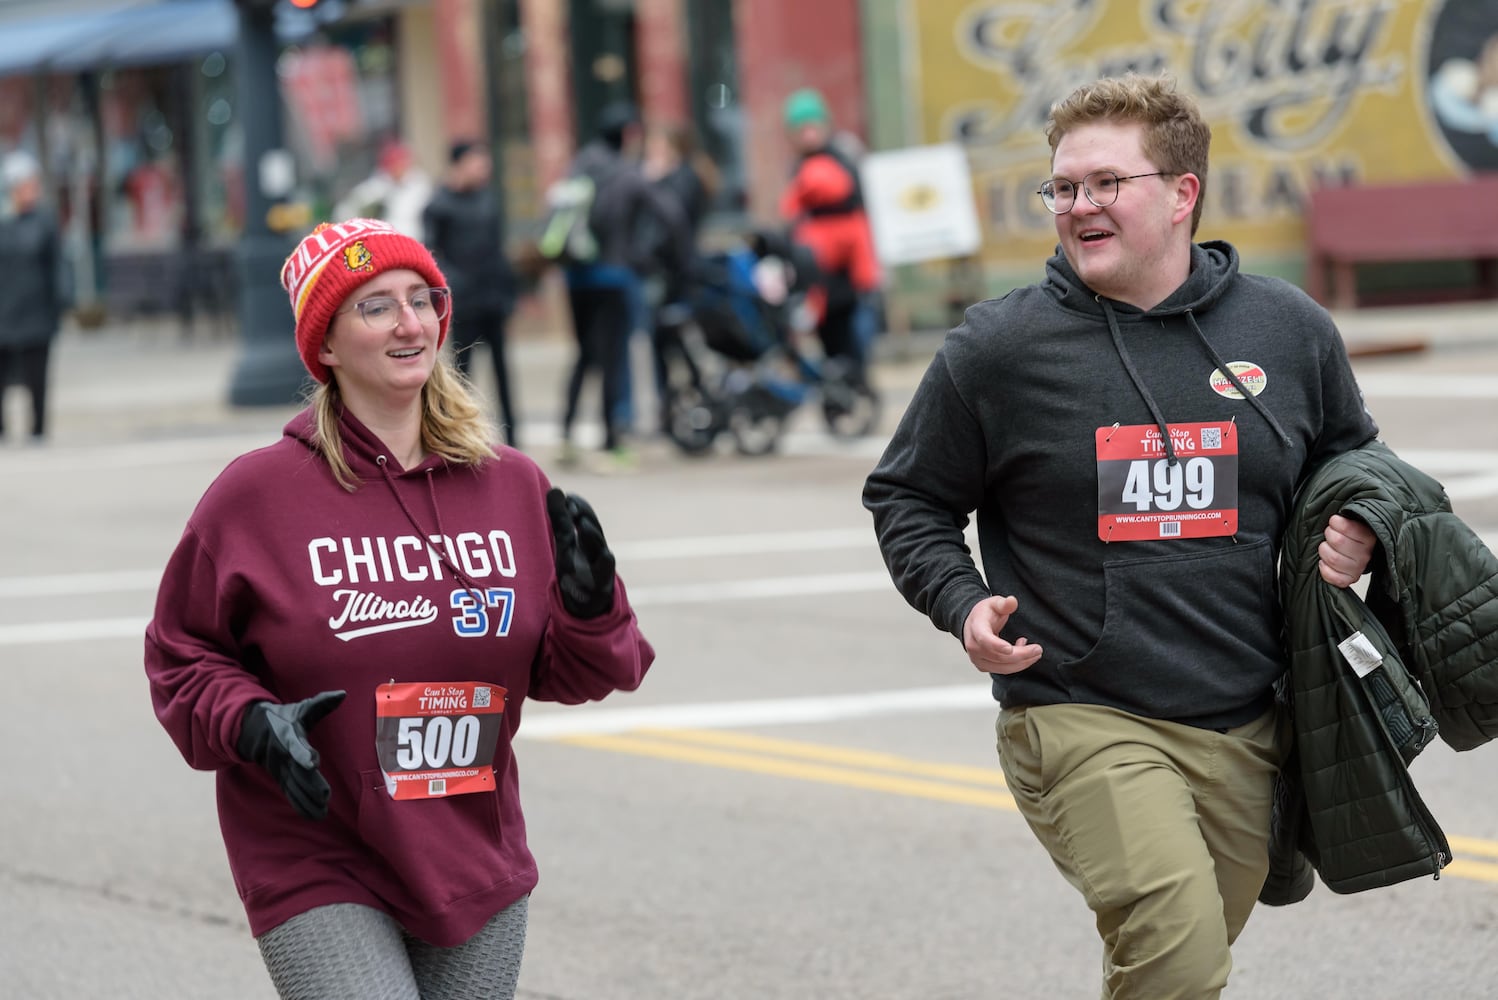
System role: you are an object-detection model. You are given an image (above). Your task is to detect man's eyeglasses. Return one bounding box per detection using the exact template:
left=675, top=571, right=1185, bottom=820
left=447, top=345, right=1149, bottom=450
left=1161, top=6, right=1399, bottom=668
left=1036, top=170, right=1175, bottom=215
left=338, top=287, right=452, bottom=330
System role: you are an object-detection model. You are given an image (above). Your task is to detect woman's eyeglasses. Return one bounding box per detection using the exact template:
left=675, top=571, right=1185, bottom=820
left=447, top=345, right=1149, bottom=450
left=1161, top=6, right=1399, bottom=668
left=338, top=287, right=452, bottom=330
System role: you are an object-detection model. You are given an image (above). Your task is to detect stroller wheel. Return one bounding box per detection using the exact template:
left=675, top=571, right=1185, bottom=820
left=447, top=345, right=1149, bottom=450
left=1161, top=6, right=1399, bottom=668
left=822, top=375, right=881, bottom=439
left=728, top=390, right=787, bottom=456
left=664, top=385, right=725, bottom=456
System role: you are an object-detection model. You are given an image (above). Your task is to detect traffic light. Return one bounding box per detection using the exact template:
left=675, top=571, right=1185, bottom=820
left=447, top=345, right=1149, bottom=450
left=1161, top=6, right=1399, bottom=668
left=288, top=0, right=321, bottom=7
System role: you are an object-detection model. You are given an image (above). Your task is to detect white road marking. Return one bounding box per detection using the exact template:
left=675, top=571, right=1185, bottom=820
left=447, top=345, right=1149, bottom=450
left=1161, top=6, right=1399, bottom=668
left=1355, top=373, right=1498, bottom=398
left=612, top=529, right=872, bottom=560
left=628, top=571, right=892, bottom=606
left=1, top=617, right=147, bottom=645
left=0, top=530, right=878, bottom=599
left=518, top=685, right=995, bottom=739
left=0, top=570, right=163, bottom=599
left=0, top=434, right=281, bottom=472
left=0, top=567, right=897, bottom=647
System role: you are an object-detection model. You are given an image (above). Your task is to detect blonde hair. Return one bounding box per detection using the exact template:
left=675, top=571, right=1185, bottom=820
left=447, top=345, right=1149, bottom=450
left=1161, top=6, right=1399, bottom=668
left=1046, top=73, right=1211, bottom=236
left=310, top=358, right=497, bottom=491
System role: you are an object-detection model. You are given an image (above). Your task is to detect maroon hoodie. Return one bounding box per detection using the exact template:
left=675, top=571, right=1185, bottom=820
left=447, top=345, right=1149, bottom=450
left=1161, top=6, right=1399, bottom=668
left=145, top=408, right=653, bottom=945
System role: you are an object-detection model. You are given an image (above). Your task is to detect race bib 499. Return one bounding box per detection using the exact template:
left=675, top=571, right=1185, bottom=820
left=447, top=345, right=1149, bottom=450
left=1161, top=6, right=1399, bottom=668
left=1096, top=422, right=1238, bottom=542
left=375, top=681, right=506, bottom=800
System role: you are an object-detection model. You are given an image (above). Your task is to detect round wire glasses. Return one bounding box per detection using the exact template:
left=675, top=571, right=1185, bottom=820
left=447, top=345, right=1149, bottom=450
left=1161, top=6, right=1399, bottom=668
left=1036, top=170, right=1174, bottom=215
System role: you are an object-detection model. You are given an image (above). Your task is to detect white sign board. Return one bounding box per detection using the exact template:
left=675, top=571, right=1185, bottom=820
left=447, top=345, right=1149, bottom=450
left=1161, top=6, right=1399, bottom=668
left=860, top=143, right=982, bottom=266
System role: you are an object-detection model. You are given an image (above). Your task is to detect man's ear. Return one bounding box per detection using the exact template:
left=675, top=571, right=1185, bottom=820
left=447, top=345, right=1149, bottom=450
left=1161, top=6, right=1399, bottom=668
left=1173, top=173, right=1201, bottom=227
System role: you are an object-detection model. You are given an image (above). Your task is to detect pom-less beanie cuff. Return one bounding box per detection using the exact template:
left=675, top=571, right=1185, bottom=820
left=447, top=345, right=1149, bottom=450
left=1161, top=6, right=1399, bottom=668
left=280, top=218, right=450, bottom=384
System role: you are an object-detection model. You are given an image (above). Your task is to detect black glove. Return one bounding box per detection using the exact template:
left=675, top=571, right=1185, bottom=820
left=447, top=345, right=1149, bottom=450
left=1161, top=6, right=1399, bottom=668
left=546, top=487, right=617, bottom=619
left=236, top=690, right=346, bottom=821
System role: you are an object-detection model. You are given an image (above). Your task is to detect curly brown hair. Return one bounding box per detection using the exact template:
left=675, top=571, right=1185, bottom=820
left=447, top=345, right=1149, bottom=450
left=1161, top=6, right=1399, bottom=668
left=1045, top=74, right=1211, bottom=235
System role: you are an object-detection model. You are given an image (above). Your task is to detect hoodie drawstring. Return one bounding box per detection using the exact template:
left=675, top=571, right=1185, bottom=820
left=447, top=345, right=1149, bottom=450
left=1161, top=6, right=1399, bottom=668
left=1101, top=298, right=1180, bottom=465
left=1182, top=308, right=1292, bottom=447
left=376, top=457, right=485, bottom=602
left=1100, top=298, right=1294, bottom=464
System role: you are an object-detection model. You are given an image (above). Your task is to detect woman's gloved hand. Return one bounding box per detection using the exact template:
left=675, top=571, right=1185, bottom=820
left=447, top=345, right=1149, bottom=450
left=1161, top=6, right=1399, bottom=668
left=546, top=487, right=617, bottom=619
left=236, top=690, right=346, bottom=820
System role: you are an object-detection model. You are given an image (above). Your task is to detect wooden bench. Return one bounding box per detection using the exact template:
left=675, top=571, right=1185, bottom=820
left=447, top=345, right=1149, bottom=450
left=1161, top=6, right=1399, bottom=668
left=1304, top=175, right=1498, bottom=309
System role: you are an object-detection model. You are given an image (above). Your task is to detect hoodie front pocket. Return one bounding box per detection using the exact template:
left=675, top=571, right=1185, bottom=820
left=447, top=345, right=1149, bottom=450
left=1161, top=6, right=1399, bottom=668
left=1059, top=538, right=1284, bottom=721
left=353, top=767, right=506, bottom=911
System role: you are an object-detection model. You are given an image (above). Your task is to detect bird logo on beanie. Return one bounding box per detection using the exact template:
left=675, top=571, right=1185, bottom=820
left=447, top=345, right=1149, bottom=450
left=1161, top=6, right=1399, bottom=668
left=342, top=241, right=374, bottom=273
left=281, top=218, right=450, bottom=384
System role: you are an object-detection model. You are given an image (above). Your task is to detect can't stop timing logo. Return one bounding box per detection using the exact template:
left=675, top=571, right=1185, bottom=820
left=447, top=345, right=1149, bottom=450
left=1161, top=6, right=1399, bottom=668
left=1427, top=0, right=1498, bottom=170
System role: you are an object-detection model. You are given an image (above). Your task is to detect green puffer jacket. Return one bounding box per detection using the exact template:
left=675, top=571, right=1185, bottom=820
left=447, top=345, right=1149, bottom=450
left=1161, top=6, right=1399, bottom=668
left=1261, top=440, right=1498, bottom=905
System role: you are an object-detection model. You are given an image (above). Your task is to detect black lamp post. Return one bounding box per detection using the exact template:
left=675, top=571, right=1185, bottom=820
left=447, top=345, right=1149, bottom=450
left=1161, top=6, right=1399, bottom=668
left=227, top=0, right=308, bottom=406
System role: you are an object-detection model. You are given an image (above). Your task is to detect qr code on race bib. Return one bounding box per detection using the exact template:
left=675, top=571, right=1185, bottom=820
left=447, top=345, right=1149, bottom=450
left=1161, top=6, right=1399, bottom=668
left=473, top=686, right=492, bottom=709
left=428, top=778, right=447, bottom=795
left=1200, top=427, right=1223, bottom=449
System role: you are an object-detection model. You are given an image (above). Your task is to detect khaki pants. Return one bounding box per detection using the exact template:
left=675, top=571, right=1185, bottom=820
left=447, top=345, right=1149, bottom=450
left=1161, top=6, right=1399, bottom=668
left=997, top=703, right=1285, bottom=1000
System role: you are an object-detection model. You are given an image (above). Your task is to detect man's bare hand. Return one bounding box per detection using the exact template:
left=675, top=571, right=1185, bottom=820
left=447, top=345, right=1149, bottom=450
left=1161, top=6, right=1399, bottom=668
left=962, top=595, right=1043, bottom=675
left=1318, top=513, right=1376, bottom=588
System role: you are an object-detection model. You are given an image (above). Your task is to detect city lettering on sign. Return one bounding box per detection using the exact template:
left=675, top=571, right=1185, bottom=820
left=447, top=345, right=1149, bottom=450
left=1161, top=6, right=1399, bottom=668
left=910, top=0, right=1468, bottom=265
left=954, top=0, right=1400, bottom=152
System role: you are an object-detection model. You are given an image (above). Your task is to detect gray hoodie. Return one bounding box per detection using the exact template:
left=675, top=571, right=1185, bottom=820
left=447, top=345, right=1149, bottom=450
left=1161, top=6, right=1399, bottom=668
left=863, top=241, right=1377, bottom=729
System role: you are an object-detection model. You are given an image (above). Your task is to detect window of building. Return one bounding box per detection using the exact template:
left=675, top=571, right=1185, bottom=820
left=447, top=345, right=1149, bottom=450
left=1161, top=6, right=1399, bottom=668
left=685, top=0, right=745, bottom=214
left=568, top=0, right=638, bottom=142
left=487, top=0, right=538, bottom=235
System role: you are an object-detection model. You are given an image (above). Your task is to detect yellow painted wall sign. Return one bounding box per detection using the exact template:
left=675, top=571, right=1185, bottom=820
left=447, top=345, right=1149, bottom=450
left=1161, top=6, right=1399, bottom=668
left=909, top=0, right=1498, bottom=269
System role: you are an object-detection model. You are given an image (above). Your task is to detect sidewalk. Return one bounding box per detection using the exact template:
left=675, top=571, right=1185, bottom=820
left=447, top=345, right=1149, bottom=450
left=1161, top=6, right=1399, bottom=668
left=880, top=298, right=1498, bottom=360
left=12, top=298, right=1498, bottom=448
left=27, top=321, right=581, bottom=447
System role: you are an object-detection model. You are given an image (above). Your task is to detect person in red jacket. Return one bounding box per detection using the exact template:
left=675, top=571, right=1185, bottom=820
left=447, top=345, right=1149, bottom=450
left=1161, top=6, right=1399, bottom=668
left=144, top=217, right=654, bottom=999
left=779, top=87, right=882, bottom=382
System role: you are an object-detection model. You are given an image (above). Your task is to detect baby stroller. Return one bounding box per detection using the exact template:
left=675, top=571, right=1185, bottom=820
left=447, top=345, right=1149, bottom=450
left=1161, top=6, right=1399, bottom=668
left=656, top=231, right=881, bottom=456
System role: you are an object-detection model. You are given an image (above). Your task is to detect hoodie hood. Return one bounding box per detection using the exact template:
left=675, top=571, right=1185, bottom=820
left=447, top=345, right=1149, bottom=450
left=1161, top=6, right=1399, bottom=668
left=571, top=140, right=620, bottom=180
left=1040, top=239, right=1288, bottom=460
left=1042, top=239, right=1240, bottom=318
left=284, top=406, right=445, bottom=480
left=284, top=405, right=484, bottom=598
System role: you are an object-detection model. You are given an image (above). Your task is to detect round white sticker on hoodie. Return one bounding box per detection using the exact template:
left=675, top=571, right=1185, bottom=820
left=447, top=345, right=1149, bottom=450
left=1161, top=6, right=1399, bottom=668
left=1209, top=362, right=1268, bottom=399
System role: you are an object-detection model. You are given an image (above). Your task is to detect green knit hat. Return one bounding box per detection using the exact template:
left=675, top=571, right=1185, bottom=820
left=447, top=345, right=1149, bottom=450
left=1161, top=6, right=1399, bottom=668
left=783, top=88, right=830, bottom=129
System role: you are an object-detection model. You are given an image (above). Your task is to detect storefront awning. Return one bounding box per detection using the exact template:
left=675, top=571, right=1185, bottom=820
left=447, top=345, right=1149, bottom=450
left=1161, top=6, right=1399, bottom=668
left=0, top=0, right=239, bottom=78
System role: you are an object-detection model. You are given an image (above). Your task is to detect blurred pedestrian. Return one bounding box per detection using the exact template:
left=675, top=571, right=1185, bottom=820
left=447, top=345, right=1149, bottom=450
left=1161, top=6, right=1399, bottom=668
left=644, top=122, right=716, bottom=242
left=424, top=140, right=521, bottom=446
left=333, top=137, right=433, bottom=239
left=0, top=150, right=65, bottom=444
left=144, top=217, right=654, bottom=1000
left=556, top=102, right=688, bottom=469
left=779, top=87, right=882, bottom=385
left=864, top=74, right=1378, bottom=998
left=642, top=121, right=718, bottom=428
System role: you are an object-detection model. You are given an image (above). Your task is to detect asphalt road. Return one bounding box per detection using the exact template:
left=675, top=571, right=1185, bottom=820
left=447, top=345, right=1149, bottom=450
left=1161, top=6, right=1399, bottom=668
left=3, top=306, right=1498, bottom=999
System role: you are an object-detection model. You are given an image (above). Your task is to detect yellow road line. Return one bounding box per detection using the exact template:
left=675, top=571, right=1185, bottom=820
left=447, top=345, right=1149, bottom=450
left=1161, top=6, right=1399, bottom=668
left=556, top=732, right=1016, bottom=811
left=1447, top=835, right=1498, bottom=860
left=1444, top=859, right=1498, bottom=884
left=554, top=730, right=1498, bottom=885
left=633, top=727, right=1007, bottom=787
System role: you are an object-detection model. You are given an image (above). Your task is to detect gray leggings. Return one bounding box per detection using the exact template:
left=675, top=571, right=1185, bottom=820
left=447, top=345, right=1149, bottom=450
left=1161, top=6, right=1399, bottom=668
left=256, top=896, right=528, bottom=1000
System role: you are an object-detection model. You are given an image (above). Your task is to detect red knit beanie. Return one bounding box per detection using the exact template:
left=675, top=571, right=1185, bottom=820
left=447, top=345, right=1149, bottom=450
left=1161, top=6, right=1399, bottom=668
left=280, top=218, right=450, bottom=384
